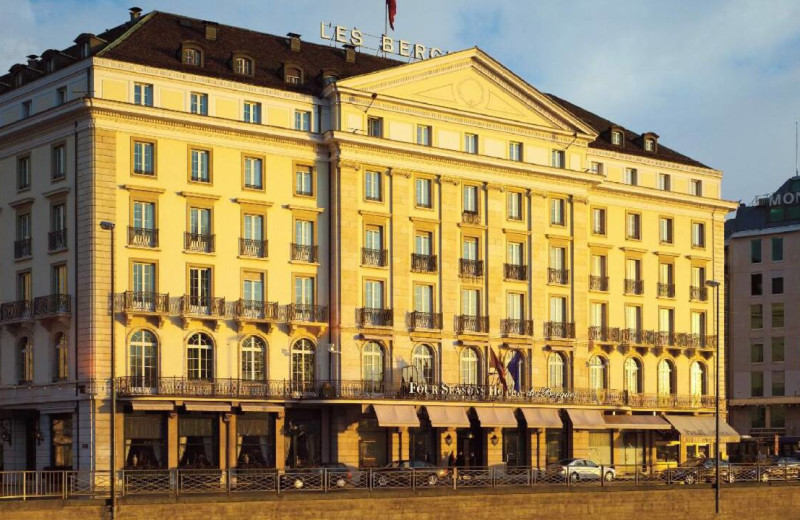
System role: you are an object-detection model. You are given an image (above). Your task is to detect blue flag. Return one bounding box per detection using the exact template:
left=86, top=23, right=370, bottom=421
left=507, top=351, right=522, bottom=392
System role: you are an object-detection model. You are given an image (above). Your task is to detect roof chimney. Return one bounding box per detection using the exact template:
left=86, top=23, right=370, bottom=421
left=344, top=44, right=356, bottom=64
left=129, top=7, right=142, bottom=21
left=26, top=55, right=38, bottom=67
left=287, top=33, right=301, bottom=52
left=204, top=21, right=218, bottom=41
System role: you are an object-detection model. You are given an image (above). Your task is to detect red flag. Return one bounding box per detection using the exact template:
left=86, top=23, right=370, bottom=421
left=489, top=347, right=507, bottom=393
left=386, top=0, right=397, bottom=30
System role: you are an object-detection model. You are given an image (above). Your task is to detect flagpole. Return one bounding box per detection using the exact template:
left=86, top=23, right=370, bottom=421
left=383, top=1, right=388, bottom=57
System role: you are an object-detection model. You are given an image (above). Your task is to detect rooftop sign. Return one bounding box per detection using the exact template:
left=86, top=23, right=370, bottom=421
left=320, top=23, right=444, bottom=60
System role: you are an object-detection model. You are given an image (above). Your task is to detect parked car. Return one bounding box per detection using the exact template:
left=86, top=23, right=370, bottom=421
left=670, top=458, right=732, bottom=484
left=282, top=462, right=356, bottom=489
left=546, top=458, right=616, bottom=482
left=372, top=460, right=450, bottom=487
left=758, top=456, right=800, bottom=481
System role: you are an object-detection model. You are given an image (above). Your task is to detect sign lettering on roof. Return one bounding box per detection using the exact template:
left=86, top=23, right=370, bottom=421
left=769, top=192, right=800, bottom=206
left=320, top=23, right=444, bottom=60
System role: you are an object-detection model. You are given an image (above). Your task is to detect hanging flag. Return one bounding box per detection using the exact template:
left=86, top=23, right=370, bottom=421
left=489, top=347, right=507, bottom=393
left=506, top=351, right=522, bottom=392
left=386, top=0, right=397, bottom=30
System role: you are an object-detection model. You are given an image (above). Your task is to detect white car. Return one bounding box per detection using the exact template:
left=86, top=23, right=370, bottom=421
left=548, top=458, right=616, bottom=482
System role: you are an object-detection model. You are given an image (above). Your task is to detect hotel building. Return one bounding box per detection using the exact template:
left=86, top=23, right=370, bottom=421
left=0, top=8, right=738, bottom=474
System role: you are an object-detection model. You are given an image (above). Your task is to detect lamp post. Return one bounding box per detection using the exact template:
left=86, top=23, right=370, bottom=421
left=100, top=221, right=116, bottom=519
left=706, top=279, right=721, bottom=515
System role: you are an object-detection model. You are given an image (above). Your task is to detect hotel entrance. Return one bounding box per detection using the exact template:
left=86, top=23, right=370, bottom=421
left=456, top=427, right=483, bottom=467
left=285, top=409, right=321, bottom=468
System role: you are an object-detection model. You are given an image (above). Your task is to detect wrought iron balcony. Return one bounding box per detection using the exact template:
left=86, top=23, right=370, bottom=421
left=690, top=286, right=709, bottom=301
left=588, top=326, right=620, bottom=342
left=624, top=279, right=644, bottom=295
left=0, top=300, right=33, bottom=323
left=503, top=263, right=527, bottom=281
left=459, top=258, right=484, bottom=278
left=33, top=294, right=71, bottom=318
left=544, top=321, right=575, bottom=339
left=361, top=248, right=388, bottom=267
left=406, top=311, right=442, bottom=330
left=687, top=334, right=717, bottom=350
left=657, top=283, right=675, bottom=298
left=454, top=314, right=489, bottom=334
left=291, top=243, right=318, bottom=263
left=14, top=238, right=31, bottom=259
left=128, top=227, right=158, bottom=248
left=622, top=328, right=656, bottom=346
left=239, top=238, right=268, bottom=258
left=461, top=210, right=481, bottom=224
left=184, top=232, right=214, bottom=253
left=181, top=295, right=225, bottom=317
left=356, top=307, right=393, bottom=327
left=283, top=304, right=328, bottom=323
left=235, top=299, right=279, bottom=321
left=655, top=331, right=676, bottom=347
left=120, top=291, right=169, bottom=314
left=411, top=253, right=437, bottom=273
left=547, top=268, right=569, bottom=285
left=48, top=229, right=67, bottom=251
left=500, top=318, right=533, bottom=336
left=589, top=275, right=609, bottom=291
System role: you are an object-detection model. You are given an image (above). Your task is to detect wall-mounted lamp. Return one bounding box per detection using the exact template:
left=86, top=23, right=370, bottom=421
left=490, top=434, right=499, bottom=446
left=444, top=433, right=452, bottom=446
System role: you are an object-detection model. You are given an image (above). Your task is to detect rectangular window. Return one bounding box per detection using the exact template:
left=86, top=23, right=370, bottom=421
left=132, top=262, right=156, bottom=294
left=365, top=171, right=382, bottom=201
left=691, top=311, right=706, bottom=335
left=751, top=273, right=763, bottom=296
left=51, top=203, right=66, bottom=233
left=507, top=242, right=523, bottom=265
left=52, top=144, right=66, bottom=180
left=17, top=271, right=31, bottom=300
left=592, top=208, right=606, bottom=235
left=590, top=161, right=604, bottom=175
left=294, top=110, right=311, bottom=131
left=243, top=273, right=264, bottom=303
left=134, top=83, right=153, bottom=106
left=367, top=117, right=383, bottom=138
left=21, top=100, right=32, bottom=119
left=415, top=178, right=432, bottom=208
left=243, top=101, right=262, bottom=124
left=365, top=225, right=382, bottom=251
left=773, top=371, right=785, bottom=396
left=364, top=280, right=385, bottom=309
left=16, top=213, right=31, bottom=241
left=751, top=304, right=763, bottom=329
left=190, top=149, right=210, bottom=182
left=691, top=266, right=706, bottom=288
left=52, top=264, right=67, bottom=295
left=659, top=217, right=673, bottom=244
left=772, top=276, right=783, bottom=295
left=771, top=405, right=786, bottom=427
left=772, top=237, right=783, bottom=261
left=464, top=133, right=478, bottom=154
left=772, top=303, right=784, bottom=328
left=772, top=337, right=785, bottom=363
left=507, top=192, right=522, bottom=220
left=751, top=372, right=764, bottom=397
left=461, top=288, right=480, bottom=316
left=243, top=157, right=263, bottom=189
left=132, top=201, right=155, bottom=238
left=189, top=267, right=212, bottom=306
left=189, top=207, right=211, bottom=235
left=751, top=343, right=764, bottom=363
left=416, top=125, right=432, bottom=146
left=659, top=308, right=675, bottom=333
left=509, top=141, right=522, bottom=161
left=590, top=302, right=607, bottom=327
left=751, top=239, right=762, bottom=263
left=294, top=220, right=313, bottom=246
left=551, top=150, right=565, bottom=168
left=56, top=87, right=67, bottom=106
left=414, top=285, right=433, bottom=313
left=133, top=141, right=154, bottom=175
left=626, top=213, right=641, bottom=240
left=691, top=222, right=705, bottom=248
left=591, top=254, right=607, bottom=277
left=294, top=277, right=314, bottom=305
left=243, top=214, right=264, bottom=240
left=550, top=199, right=565, bottom=225
left=295, top=166, right=313, bottom=196
left=624, top=168, right=638, bottom=186
left=17, top=155, right=31, bottom=191
left=190, top=92, right=208, bottom=115
left=463, top=185, right=478, bottom=214
left=659, top=263, right=674, bottom=285
left=550, top=246, right=566, bottom=270
left=625, top=305, right=642, bottom=330
left=658, top=173, right=671, bottom=191
left=751, top=407, right=766, bottom=428
left=507, top=292, right=524, bottom=320
left=462, top=237, right=478, bottom=261
left=689, top=179, right=703, bottom=196
left=626, top=258, right=641, bottom=282
left=415, top=232, right=432, bottom=255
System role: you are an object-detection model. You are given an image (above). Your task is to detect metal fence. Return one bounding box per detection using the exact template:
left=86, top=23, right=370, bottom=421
left=2, top=463, right=799, bottom=500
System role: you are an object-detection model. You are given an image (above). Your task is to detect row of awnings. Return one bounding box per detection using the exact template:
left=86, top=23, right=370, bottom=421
left=129, top=401, right=284, bottom=414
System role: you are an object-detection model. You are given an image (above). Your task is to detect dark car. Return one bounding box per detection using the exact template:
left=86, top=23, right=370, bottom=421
left=282, top=462, right=355, bottom=489
left=373, top=460, right=450, bottom=487
left=671, top=458, right=732, bottom=484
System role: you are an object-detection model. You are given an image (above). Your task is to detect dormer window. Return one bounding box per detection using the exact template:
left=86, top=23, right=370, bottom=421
left=611, top=130, right=623, bottom=146
left=644, top=139, right=655, bottom=152
left=46, top=59, right=55, bottom=73
left=284, top=64, right=303, bottom=84
left=233, top=56, right=254, bottom=76
left=183, top=47, right=202, bottom=66
left=14, top=74, right=23, bottom=87
left=642, top=133, right=659, bottom=153
left=80, top=42, right=90, bottom=58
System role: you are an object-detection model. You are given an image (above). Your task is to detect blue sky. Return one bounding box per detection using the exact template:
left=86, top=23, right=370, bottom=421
left=4, top=0, right=800, bottom=203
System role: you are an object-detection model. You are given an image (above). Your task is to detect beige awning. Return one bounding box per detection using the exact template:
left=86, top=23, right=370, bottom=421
left=184, top=402, right=232, bottom=413
left=131, top=401, right=175, bottom=412
left=372, top=405, right=420, bottom=428
left=239, top=403, right=284, bottom=413
left=665, top=415, right=741, bottom=443
left=520, top=408, right=563, bottom=429
left=566, top=409, right=608, bottom=430
left=425, top=406, right=471, bottom=428
left=473, top=407, right=518, bottom=428
left=604, top=415, right=671, bottom=430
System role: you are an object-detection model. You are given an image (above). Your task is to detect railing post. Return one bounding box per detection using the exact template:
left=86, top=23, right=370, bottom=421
left=62, top=471, right=67, bottom=499
left=23, top=471, right=27, bottom=501
left=600, top=466, right=605, bottom=488
left=368, top=468, right=373, bottom=492
left=785, top=463, right=789, bottom=481
left=227, top=469, right=232, bottom=494
left=323, top=469, right=328, bottom=493
left=175, top=469, right=180, bottom=497
left=453, top=467, right=457, bottom=491
left=635, top=464, right=640, bottom=486
left=411, top=468, right=416, bottom=492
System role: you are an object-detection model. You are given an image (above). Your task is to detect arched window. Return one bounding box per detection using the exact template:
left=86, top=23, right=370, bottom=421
left=53, top=333, right=69, bottom=381
left=234, top=56, right=253, bottom=75
left=548, top=353, right=566, bottom=389
left=186, top=332, right=213, bottom=380
left=412, top=344, right=434, bottom=384
left=588, top=355, right=606, bottom=391
left=657, top=359, right=675, bottom=395
left=690, top=361, right=706, bottom=396
left=183, top=47, right=202, bottom=66
left=624, top=357, right=642, bottom=394
left=460, top=348, right=479, bottom=386
left=130, top=330, right=158, bottom=387
left=291, top=339, right=315, bottom=387
left=241, top=336, right=266, bottom=381
left=18, top=337, right=33, bottom=383
left=504, top=349, right=525, bottom=391
left=362, top=342, right=384, bottom=383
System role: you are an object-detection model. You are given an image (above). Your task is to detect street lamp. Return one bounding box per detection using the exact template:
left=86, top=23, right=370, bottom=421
left=706, top=279, right=721, bottom=515
left=100, top=221, right=116, bottom=519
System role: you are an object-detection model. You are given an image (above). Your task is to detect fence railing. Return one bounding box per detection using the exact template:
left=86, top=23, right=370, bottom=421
left=33, top=294, right=71, bottom=318
left=291, top=243, right=318, bottom=263
left=0, top=299, right=33, bottom=323
left=500, top=318, right=533, bottom=336
left=459, top=258, right=484, bottom=278
left=589, top=275, right=608, bottom=291
left=589, top=326, right=620, bottom=342
left=184, top=232, right=215, bottom=253
left=14, top=238, right=32, bottom=259
left=356, top=307, right=393, bottom=327
left=406, top=311, right=442, bottom=330
left=239, top=238, right=268, bottom=258
left=503, top=263, right=527, bottom=281
left=48, top=228, right=68, bottom=251
left=3, top=463, right=798, bottom=500
left=361, top=248, right=388, bottom=267
left=128, top=227, right=158, bottom=248
left=625, top=279, right=644, bottom=295
left=690, top=286, right=708, bottom=301
left=411, top=253, right=437, bottom=273
left=543, top=321, right=575, bottom=339
left=454, top=314, right=489, bottom=334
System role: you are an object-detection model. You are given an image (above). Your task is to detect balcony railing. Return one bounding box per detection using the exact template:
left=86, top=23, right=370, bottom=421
left=356, top=308, right=393, bottom=327
left=687, top=334, right=717, bottom=350
left=622, top=329, right=657, bottom=346
left=406, top=311, right=442, bottom=330
left=462, top=210, right=481, bottom=224
left=0, top=300, right=33, bottom=322
left=459, top=258, right=484, bottom=278
left=411, top=253, right=437, bottom=273
left=283, top=304, right=328, bottom=323
left=184, top=232, right=214, bottom=253
left=543, top=321, right=575, bottom=339
left=503, top=263, right=527, bottom=281
left=690, top=286, right=708, bottom=301
left=235, top=299, right=279, bottom=321
left=128, top=226, right=158, bottom=248
left=33, top=294, right=71, bottom=318
left=588, top=326, right=620, bottom=342
left=500, top=318, right=533, bottom=336
left=361, top=248, right=388, bottom=267
left=48, top=229, right=67, bottom=251
left=291, top=243, right=318, bottom=263
left=14, top=238, right=31, bottom=259
left=181, top=295, right=225, bottom=317
left=655, top=331, right=676, bottom=347
left=239, top=238, right=268, bottom=258
left=121, top=291, right=169, bottom=314
left=454, top=315, right=489, bottom=334
left=624, top=279, right=644, bottom=295
left=657, top=283, right=675, bottom=298
left=547, top=268, right=569, bottom=285
left=589, top=275, right=609, bottom=291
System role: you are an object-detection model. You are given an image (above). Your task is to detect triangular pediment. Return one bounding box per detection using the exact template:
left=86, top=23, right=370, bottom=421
left=338, top=48, right=595, bottom=136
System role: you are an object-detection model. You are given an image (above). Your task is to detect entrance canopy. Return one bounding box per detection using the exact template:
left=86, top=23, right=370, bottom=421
left=604, top=415, right=671, bottom=430
left=519, top=408, right=563, bottom=429
left=665, top=415, right=741, bottom=443
left=372, top=405, right=420, bottom=428
left=473, top=407, right=517, bottom=428
left=183, top=402, right=232, bottom=413
left=566, top=409, right=607, bottom=430
left=425, top=406, right=471, bottom=428
left=130, top=401, right=175, bottom=412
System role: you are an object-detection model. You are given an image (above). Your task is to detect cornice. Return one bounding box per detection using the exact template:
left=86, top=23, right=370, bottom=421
left=440, top=175, right=460, bottom=186
left=178, top=191, right=220, bottom=201
left=42, top=187, right=70, bottom=200
left=620, top=246, right=648, bottom=254
left=503, top=228, right=531, bottom=236
left=284, top=204, right=325, bottom=214
left=594, top=182, right=738, bottom=212
left=390, top=168, right=412, bottom=178
left=409, top=216, right=440, bottom=225
left=9, top=197, right=35, bottom=209
left=587, top=242, right=613, bottom=250
left=338, top=160, right=361, bottom=171
left=486, top=182, right=504, bottom=192
left=654, top=251, right=680, bottom=258
left=686, top=254, right=712, bottom=262
left=233, top=198, right=274, bottom=208
left=358, top=209, right=391, bottom=218
left=545, top=233, right=572, bottom=242
left=123, top=184, right=166, bottom=194
left=589, top=147, right=722, bottom=177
